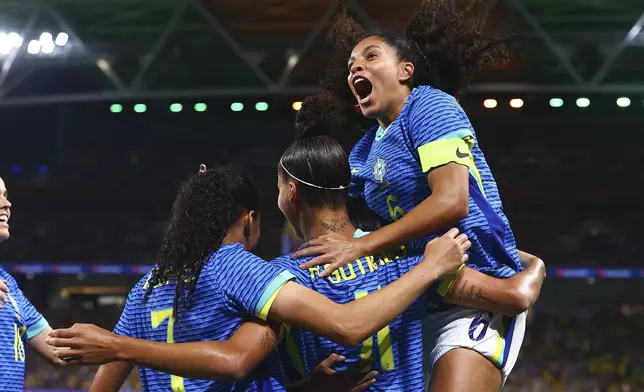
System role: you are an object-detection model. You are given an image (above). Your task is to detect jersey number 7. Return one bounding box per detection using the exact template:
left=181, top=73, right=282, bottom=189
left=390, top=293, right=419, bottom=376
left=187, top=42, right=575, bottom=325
left=355, top=290, right=395, bottom=371
left=151, top=309, right=186, bottom=392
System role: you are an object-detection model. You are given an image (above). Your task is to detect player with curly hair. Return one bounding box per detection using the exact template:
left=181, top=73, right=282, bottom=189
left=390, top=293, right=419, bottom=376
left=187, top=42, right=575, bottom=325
left=52, top=164, right=469, bottom=391
left=291, top=2, right=530, bottom=390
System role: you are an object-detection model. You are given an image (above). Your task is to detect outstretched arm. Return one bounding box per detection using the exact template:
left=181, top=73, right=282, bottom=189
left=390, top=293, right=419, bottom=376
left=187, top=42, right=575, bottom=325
left=269, top=229, right=469, bottom=346
left=443, top=250, right=546, bottom=316
left=50, top=319, right=283, bottom=381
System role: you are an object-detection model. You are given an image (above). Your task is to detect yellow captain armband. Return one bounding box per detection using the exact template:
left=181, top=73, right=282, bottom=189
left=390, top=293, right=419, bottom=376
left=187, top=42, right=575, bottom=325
left=417, top=137, right=472, bottom=173
left=436, top=264, right=465, bottom=297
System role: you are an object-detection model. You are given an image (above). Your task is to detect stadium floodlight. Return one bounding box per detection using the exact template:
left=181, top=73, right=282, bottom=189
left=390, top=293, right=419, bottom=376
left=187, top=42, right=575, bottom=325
left=576, top=97, right=590, bottom=108
left=292, top=101, right=303, bottom=111
left=510, top=98, right=524, bottom=108
left=27, top=40, right=40, bottom=54
left=230, top=102, right=244, bottom=112
left=8, top=32, right=22, bottom=48
left=0, top=33, right=10, bottom=55
left=616, top=97, right=631, bottom=108
left=255, top=102, right=269, bottom=111
left=55, top=32, right=68, bottom=46
left=110, top=104, right=123, bottom=113
left=549, top=98, right=564, bottom=108
left=133, top=104, right=147, bottom=113
left=483, top=99, right=497, bottom=109
left=41, top=40, right=55, bottom=54
left=194, top=103, right=207, bottom=112
left=39, top=32, right=53, bottom=42
left=170, top=103, right=183, bottom=113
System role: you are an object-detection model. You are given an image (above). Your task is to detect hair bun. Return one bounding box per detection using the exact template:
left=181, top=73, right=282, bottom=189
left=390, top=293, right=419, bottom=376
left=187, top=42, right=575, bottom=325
left=294, top=93, right=346, bottom=139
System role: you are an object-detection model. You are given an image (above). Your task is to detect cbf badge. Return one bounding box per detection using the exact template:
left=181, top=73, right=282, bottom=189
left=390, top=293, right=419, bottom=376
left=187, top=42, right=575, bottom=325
left=372, top=158, right=387, bottom=183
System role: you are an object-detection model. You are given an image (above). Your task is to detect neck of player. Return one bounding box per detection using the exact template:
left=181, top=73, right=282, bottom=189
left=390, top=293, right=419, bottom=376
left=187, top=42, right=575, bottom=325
left=376, top=88, right=411, bottom=129
left=300, top=206, right=355, bottom=242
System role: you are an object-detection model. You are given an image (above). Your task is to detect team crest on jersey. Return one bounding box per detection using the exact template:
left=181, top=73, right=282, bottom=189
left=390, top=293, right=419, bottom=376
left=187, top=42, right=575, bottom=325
left=372, top=158, right=387, bottom=183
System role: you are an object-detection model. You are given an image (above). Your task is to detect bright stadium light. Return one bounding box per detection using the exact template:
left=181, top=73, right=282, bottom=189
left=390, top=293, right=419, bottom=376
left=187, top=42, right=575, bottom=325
left=549, top=98, right=564, bottom=108
left=616, top=97, right=631, bottom=108
left=255, top=102, right=269, bottom=111
left=576, top=97, right=590, bottom=108
left=292, top=101, right=302, bottom=111
left=39, top=32, right=53, bottom=42
left=27, top=40, right=40, bottom=54
left=55, top=32, right=69, bottom=46
left=0, top=33, right=10, bottom=55
left=170, top=103, right=183, bottom=113
left=133, top=104, right=147, bottom=113
left=230, top=102, right=244, bottom=112
left=194, top=103, right=207, bottom=112
left=41, top=40, right=55, bottom=54
left=8, top=32, right=22, bottom=48
left=483, top=99, right=497, bottom=109
left=110, top=104, right=123, bottom=113
left=510, top=98, right=524, bottom=108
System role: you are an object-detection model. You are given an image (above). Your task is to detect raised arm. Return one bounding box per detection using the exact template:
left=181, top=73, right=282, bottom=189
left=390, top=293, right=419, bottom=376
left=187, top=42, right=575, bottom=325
left=49, top=319, right=283, bottom=381
left=269, top=229, right=469, bottom=346
left=443, top=250, right=546, bottom=316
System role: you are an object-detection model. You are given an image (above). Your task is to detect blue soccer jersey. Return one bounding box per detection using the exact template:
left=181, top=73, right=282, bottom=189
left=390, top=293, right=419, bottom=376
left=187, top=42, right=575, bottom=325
left=271, top=230, right=429, bottom=392
left=350, top=86, right=521, bottom=278
left=113, top=243, right=295, bottom=392
left=0, top=268, right=49, bottom=391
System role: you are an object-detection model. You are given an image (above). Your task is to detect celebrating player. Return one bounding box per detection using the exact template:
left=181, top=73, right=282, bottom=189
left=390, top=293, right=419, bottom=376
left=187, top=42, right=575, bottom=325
left=49, top=165, right=469, bottom=391
left=290, top=2, right=531, bottom=390
left=0, top=177, right=65, bottom=391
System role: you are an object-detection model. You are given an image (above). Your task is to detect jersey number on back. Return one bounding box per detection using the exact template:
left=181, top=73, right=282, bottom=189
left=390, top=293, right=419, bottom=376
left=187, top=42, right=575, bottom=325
left=355, top=290, right=395, bottom=371
left=151, top=309, right=186, bottom=392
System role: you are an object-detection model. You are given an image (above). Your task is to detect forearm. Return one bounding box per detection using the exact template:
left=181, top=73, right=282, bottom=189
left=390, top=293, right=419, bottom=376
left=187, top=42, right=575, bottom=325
left=89, top=362, right=133, bottom=392
left=445, top=254, right=545, bottom=316
left=270, top=263, right=440, bottom=346
left=361, top=196, right=464, bottom=254
left=115, top=335, right=243, bottom=380
left=29, top=327, right=66, bottom=368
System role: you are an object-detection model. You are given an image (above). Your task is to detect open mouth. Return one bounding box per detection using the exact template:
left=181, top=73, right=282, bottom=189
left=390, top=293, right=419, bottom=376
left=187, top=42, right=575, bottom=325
left=353, top=76, right=373, bottom=103
left=0, top=214, right=8, bottom=224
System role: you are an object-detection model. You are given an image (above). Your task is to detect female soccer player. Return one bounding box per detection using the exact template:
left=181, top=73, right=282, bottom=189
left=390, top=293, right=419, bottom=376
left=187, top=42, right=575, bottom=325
left=0, top=177, right=65, bottom=391
left=290, top=2, right=533, bottom=390
left=51, top=165, right=468, bottom=391
left=49, top=135, right=543, bottom=391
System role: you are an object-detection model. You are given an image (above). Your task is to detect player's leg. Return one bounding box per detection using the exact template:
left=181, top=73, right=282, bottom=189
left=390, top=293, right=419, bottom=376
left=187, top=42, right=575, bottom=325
left=429, top=348, right=501, bottom=392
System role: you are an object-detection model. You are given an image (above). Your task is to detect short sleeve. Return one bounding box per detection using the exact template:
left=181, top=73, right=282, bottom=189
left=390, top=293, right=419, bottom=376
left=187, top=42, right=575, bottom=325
left=404, top=88, right=475, bottom=173
left=3, top=273, right=49, bottom=339
left=216, top=249, right=295, bottom=321
left=113, top=286, right=139, bottom=337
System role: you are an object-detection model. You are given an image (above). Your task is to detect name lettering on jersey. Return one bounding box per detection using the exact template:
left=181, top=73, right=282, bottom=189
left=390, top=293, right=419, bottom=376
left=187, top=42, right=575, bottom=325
left=307, top=245, right=408, bottom=284
left=372, top=158, right=387, bottom=183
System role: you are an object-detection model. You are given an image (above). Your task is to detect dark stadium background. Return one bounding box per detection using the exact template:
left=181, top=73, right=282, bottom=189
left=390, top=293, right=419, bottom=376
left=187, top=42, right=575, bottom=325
left=0, top=0, right=643, bottom=390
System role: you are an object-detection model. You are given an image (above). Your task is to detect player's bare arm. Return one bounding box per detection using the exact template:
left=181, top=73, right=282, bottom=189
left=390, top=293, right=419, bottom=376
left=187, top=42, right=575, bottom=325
left=296, top=163, right=470, bottom=276
left=269, top=228, right=470, bottom=346
left=444, top=250, right=546, bottom=316
left=49, top=319, right=283, bottom=381
left=28, top=326, right=67, bottom=368
left=89, top=362, right=134, bottom=392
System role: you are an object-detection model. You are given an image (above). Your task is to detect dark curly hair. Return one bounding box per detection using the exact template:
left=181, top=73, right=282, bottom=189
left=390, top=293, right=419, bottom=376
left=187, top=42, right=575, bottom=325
left=303, top=0, right=508, bottom=139
left=145, top=165, right=260, bottom=320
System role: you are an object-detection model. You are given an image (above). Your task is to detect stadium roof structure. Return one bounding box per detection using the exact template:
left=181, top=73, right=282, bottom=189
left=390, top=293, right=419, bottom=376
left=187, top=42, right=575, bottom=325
left=0, top=0, right=642, bottom=106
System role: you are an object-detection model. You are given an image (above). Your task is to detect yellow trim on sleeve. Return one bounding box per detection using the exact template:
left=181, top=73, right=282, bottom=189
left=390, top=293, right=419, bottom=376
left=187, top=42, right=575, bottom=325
left=436, top=264, right=465, bottom=297
left=257, top=282, right=288, bottom=321
left=417, top=138, right=471, bottom=173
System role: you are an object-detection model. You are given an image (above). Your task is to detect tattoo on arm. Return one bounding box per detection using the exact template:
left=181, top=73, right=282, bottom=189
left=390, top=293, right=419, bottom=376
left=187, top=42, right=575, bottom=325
left=449, top=276, right=490, bottom=303
left=319, top=217, right=351, bottom=233
left=261, top=329, right=276, bottom=350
